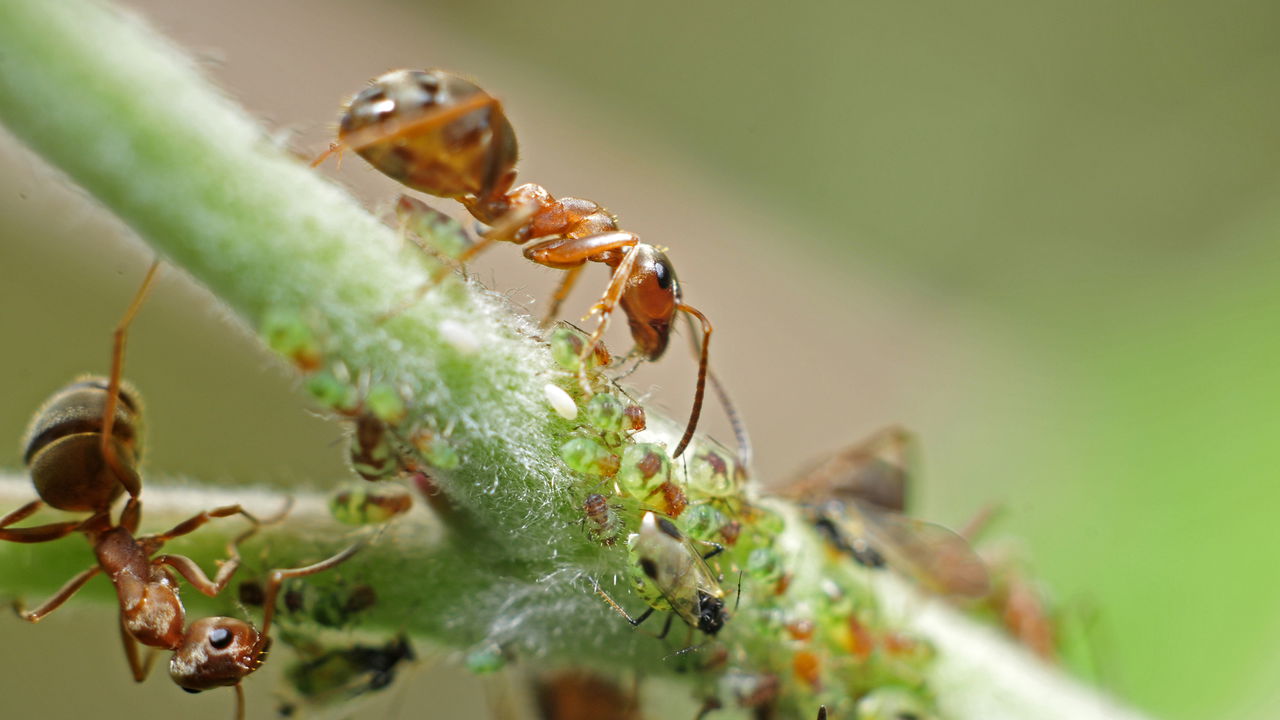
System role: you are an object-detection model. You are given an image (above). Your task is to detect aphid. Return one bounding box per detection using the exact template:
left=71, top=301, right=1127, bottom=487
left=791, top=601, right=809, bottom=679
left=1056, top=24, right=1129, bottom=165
left=533, top=671, right=641, bottom=720
left=582, top=493, right=622, bottom=545
left=278, top=633, right=415, bottom=715
left=596, top=511, right=729, bottom=636
left=783, top=427, right=990, bottom=598
left=853, top=687, right=935, bottom=720
left=1, top=262, right=366, bottom=718
left=329, top=483, right=414, bottom=526
left=316, top=69, right=714, bottom=458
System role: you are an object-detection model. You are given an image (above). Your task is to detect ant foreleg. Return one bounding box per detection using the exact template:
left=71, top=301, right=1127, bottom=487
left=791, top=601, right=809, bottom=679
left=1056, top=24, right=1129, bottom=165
left=14, top=565, right=101, bottom=622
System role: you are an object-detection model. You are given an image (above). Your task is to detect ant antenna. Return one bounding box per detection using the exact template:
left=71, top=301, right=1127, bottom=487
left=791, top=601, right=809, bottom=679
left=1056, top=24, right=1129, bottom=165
left=101, top=259, right=160, bottom=498
left=670, top=305, right=711, bottom=459
left=680, top=311, right=752, bottom=468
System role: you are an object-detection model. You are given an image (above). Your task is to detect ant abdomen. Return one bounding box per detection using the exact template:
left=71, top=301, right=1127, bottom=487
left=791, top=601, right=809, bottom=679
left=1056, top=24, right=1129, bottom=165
left=22, top=376, right=143, bottom=512
left=339, top=69, right=517, bottom=204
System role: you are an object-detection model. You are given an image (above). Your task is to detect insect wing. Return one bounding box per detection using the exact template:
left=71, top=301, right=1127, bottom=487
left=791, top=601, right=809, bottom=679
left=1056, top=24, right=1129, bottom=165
left=782, top=427, right=912, bottom=513
left=850, top=502, right=990, bottom=598
left=633, top=513, right=722, bottom=625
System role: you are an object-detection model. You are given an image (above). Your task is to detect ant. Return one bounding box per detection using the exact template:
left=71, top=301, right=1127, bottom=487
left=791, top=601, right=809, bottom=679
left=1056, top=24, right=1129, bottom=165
left=314, top=69, right=713, bottom=458
left=2, top=261, right=364, bottom=719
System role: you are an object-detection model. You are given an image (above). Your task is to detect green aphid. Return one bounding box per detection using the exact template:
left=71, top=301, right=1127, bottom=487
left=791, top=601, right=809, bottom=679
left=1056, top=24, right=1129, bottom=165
left=261, top=308, right=321, bottom=371
left=623, top=511, right=729, bottom=636
left=464, top=644, right=507, bottom=674
left=329, top=484, right=413, bottom=526
left=681, top=503, right=730, bottom=544
left=364, top=382, right=407, bottom=424
left=395, top=194, right=474, bottom=260
left=746, top=546, right=786, bottom=587
left=854, top=687, right=936, bottom=720
left=683, top=440, right=745, bottom=498
left=616, top=443, right=671, bottom=495
left=306, top=371, right=359, bottom=413
left=412, top=429, right=461, bottom=470
left=559, top=436, right=620, bottom=477
left=548, top=325, right=610, bottom=372
left=583, top=393, right=626, bottom=432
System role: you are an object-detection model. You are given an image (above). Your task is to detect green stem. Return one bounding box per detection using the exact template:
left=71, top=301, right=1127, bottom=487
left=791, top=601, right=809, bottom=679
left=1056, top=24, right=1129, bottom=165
left=0, top=1, right=1153, bottom=718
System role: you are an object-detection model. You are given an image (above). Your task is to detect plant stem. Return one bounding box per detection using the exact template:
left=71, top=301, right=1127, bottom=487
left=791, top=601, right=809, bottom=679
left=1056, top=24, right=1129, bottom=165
left=0, top=1, right=1154, bottom=718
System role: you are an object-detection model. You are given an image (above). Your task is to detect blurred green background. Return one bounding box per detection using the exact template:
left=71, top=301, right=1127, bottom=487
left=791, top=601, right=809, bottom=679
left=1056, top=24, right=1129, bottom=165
left=2, top=0, right=1278, bottom=718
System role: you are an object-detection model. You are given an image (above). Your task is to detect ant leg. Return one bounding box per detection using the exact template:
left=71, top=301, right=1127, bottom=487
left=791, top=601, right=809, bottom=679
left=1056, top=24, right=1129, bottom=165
left=101, top=259, right=161, bottom=499
left=144, top=503, right=258, bottom=545
left=150, top=500, right=293, bottom=597
left=14, top=565, right=101, bottom=622
left=258, top=539, right=367, bottom=638
left=0, top=500, right=80, bottom=543
left=118, top=612, right=159, bottom=682
left=119, top=497, right=142, bottom=535
left=670, top=304, right=712, bottom=459
left=0, top=500, right=43, bottom=527
left=542, top=265, right=584, bottom=326
left=233, top=683, right=246, bottom=720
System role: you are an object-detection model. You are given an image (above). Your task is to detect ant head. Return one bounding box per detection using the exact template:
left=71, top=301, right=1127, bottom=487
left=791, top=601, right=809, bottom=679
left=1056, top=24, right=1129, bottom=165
left=168, top=617, right=269, bottom=692
left=696, top=591, right=728, bottom=636
left=24, top=377, right=143, bottom=512
left=619, top=245, right=680, bottom=360
left=339, top=69, right=518, bottom=206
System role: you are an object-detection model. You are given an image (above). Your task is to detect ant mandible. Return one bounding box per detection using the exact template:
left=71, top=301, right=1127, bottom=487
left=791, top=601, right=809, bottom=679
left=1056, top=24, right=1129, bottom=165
left=314, top=69, right=712, bottom=458
left=1, top=262, right=363, bottom=719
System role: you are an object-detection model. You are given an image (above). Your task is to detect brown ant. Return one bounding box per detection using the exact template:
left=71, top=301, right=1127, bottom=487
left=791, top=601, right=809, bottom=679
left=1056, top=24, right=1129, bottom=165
left=1, top=262, right=364, bottom=718
left=314, top=69, right=713, bottom=458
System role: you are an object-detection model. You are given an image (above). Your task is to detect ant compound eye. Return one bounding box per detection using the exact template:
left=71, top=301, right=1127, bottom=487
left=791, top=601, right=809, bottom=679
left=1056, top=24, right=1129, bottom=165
left=208, top=627, right=234, bottom=650
left=653, top=255, right=675, bottom=291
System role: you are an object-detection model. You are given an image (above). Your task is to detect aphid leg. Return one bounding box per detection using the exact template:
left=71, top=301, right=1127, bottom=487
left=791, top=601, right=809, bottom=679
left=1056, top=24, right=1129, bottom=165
left=100, top=259, right=161, bottom=499
left=670, top=303, right=712, bottom=459
left=0, top=500, right=80, bottom=543
left=13, top=565, right=101, bottom=622
left=591, top=578, right=655, bottom=628
left=258, top=539, right=367, bottom=638
left=682, top=312, right=752, bottom=468
left=699, top=541, right=725, bottom=562
left=118, top=613, right=159, bottom=682
left=655, top=612, right=675, bottom=640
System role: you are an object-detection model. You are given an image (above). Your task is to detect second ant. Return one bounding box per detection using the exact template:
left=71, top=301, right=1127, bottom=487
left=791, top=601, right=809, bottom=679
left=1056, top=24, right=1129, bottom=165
left=315, top=69, right=715, bottom=459
left=2, top=262, right=364, bottom=719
